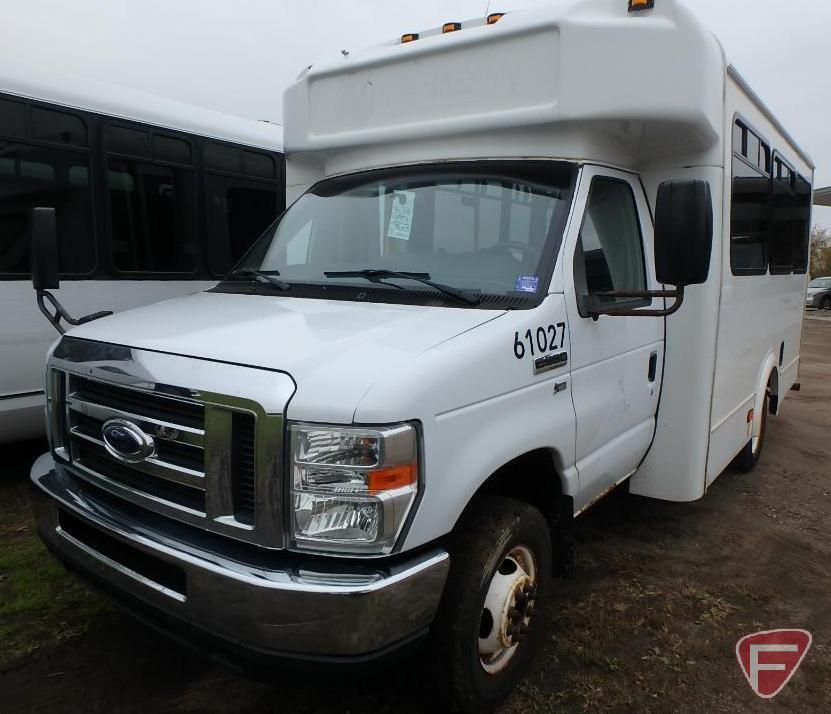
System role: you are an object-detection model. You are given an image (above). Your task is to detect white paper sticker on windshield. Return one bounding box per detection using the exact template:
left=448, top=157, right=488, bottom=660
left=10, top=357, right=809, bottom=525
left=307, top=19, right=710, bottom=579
left=387, top=191, right=416, bottom=240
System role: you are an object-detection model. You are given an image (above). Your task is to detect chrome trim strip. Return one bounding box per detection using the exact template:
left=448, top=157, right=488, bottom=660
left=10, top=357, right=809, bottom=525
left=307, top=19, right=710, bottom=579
left=67, top=395, right=206, bottom=448
left=69, top=429, right=206, bottom=487
left=56, top=525, right=187, bottom=603
left=71, top=460, right=206, bottom=518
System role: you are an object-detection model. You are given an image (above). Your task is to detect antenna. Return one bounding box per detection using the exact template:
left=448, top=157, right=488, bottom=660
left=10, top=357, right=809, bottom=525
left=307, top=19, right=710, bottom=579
left=486, top=0, right=493, bottom=15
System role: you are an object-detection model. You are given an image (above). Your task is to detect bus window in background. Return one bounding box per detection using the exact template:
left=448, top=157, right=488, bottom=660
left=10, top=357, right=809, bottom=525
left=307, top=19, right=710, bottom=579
left=205, top=141, right=280, bottom=275
left=0, top=103, right=95, bottom=276
left=106, top=125, right=198, bottom=274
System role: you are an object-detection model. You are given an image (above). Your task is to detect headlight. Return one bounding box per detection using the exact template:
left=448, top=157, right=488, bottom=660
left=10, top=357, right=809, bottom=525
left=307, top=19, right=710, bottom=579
left=289, top=422, right=419, bottom=555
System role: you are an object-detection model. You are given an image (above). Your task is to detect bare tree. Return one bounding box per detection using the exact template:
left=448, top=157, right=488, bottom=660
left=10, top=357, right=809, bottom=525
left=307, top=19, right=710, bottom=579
left=810, top=227, right=831, bottom=278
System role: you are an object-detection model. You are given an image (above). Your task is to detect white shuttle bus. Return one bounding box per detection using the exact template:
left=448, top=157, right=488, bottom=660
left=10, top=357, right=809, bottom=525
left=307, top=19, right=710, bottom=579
left=28, top=2, right=812, bottom=711
left=0, top=67, right=284, bottom=443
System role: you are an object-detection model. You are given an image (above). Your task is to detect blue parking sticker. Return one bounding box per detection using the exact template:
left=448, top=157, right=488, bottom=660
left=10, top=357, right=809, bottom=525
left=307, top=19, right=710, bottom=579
left=515, top=275, right=540, bottom=294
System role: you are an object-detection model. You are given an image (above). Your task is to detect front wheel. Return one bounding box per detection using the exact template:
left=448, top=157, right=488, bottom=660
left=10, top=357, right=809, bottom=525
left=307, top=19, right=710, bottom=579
left=821, top=295, right=831, bottom=311
left=430, top=496, right=552, bottom=713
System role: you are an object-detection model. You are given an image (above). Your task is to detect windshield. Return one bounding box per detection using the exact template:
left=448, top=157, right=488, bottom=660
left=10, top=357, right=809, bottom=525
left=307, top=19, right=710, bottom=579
left=232, top=162, right=577, bottom=308
left=809, top=278, right=831, bottom=289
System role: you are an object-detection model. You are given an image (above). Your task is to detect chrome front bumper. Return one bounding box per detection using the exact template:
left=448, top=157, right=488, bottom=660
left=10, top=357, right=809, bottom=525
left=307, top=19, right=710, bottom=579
left=30, top=453, right=449, bottom=662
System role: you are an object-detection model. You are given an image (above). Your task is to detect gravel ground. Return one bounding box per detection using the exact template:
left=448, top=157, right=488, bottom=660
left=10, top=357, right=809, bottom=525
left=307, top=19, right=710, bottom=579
left=1, top=319, right=829, bottom=713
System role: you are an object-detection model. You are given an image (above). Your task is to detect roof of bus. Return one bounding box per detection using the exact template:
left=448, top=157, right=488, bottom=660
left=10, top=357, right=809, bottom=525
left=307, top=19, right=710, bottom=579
left=1, top=62, right=283, bottom=152
left=816, top=187, right=831, bottom=207
left=285, top=0, right=811, bottom=174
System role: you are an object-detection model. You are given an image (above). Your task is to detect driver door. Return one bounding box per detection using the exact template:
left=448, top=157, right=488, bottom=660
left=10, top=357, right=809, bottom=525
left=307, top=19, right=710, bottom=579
left=563, top=166, right=664, bottom=510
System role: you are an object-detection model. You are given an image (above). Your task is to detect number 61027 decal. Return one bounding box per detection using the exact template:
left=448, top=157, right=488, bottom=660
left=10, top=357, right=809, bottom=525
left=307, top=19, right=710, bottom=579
left=513, top=323, right=566, bottom=360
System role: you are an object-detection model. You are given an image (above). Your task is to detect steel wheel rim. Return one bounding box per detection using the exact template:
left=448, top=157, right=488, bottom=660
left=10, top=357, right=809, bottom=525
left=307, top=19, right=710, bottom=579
left=478, top=544, right=538, bottom=675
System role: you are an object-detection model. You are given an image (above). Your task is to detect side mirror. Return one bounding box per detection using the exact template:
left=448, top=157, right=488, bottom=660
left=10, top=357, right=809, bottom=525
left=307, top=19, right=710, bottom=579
left=30, top=207, right=60, bottom=290
left=30, top=206, right=113, bottom=334
left=654, top=179, right=713, bottom=287
left=578, top=179, right=713, bottom=320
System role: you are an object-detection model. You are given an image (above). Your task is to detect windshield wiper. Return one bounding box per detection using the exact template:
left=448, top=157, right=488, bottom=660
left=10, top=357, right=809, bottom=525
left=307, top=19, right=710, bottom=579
left=324, top=269, right=481, bottom=305
left=226, top=268, right=291, bottom=291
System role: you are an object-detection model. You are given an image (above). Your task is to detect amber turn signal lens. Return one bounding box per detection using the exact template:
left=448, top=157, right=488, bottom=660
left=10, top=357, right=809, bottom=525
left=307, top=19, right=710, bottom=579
left=366, top=464, right=417, bottom=491
left=442, top=22, right=462, bottom=33
left=487, top=13, right=504, bottom=24
left=401, top=33, right=419, bottom=43
left=628, top=0, right=655, bottom=11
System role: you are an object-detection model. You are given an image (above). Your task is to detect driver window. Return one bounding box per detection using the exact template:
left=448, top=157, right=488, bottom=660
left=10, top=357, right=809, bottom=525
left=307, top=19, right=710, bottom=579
left=576, top=177, right=647, bottom=304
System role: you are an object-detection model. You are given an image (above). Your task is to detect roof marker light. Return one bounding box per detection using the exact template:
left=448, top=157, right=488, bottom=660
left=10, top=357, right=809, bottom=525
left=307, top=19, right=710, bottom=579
left=442, top=22, right=462, bottom=34
left=401, top=33, right=419, bottom=44
left=628, top=0, right=655, bottom=11
left=487, top=13, right=504, bottom=25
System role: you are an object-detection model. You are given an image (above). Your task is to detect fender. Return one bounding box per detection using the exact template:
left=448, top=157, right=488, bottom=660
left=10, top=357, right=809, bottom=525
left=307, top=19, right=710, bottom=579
left=752, top=351, right=778, bottom=439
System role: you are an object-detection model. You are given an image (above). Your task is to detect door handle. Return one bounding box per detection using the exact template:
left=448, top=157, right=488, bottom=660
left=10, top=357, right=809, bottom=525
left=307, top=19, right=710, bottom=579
left=648, top=352, right=658, bottom=383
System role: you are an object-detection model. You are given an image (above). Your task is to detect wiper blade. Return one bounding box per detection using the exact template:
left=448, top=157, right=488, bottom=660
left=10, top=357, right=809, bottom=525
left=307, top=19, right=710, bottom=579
left=226, top=268, right=291, bottom=291
left=324, top=269, right=481, bottom=305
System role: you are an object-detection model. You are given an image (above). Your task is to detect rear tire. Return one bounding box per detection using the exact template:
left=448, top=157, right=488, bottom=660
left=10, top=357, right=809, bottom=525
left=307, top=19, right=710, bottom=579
left=430, top=496, right=552, bottom=713
left=731, top=388, right=769, bottom=473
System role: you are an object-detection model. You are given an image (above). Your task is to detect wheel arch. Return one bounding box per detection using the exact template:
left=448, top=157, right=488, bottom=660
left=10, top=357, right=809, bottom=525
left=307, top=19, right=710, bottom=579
left=452, top=448, right=575, bottom=577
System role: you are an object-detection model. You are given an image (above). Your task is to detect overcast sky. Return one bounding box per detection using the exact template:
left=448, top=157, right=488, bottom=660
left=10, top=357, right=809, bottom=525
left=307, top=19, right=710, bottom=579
left=7, top=0, right=831, bottom=227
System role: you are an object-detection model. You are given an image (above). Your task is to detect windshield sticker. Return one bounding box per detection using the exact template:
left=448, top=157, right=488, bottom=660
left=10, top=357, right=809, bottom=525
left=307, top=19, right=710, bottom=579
left=387, top=191, right=416, bottom=240
left=515, top=275, right=540, bottom=294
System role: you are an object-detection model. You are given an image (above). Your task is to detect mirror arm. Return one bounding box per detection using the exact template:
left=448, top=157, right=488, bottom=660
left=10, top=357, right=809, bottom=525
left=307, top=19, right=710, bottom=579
left=36, top=289, right=114, bottom=335
left=581, top=286, right=685, bottom=320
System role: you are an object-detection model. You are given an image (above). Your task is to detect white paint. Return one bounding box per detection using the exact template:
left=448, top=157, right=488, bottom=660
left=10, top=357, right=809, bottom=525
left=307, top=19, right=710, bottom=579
left=45, top=0, right=811, bottom=552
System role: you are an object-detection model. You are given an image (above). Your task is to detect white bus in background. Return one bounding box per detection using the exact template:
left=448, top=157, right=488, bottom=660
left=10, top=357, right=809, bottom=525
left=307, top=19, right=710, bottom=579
left=0, top=67, right=285, bottom=443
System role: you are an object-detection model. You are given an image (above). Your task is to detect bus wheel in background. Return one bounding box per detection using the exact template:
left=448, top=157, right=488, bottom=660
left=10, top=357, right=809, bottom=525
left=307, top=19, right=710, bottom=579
left=731, top=387, right=770, bottom=473
left=430, top=496, right=552, bottom=713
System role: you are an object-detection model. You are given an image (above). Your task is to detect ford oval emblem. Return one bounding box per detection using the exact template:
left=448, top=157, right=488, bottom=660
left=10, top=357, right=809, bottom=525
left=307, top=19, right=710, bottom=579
left=101, top=419, right=156, bottom=463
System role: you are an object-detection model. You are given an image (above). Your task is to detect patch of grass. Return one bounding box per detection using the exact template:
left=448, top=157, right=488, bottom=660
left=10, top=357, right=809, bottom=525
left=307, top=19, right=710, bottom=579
left=0, top=531, right=110, bottom=667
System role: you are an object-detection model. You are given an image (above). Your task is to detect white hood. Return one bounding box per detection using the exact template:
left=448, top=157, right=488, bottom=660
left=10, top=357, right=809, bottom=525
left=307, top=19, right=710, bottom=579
left=68, top=291, right=505, bottom=423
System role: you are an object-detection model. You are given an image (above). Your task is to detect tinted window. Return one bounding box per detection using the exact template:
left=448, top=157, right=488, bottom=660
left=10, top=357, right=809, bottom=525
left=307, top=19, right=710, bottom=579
left=108, top=159, right=197, bottom=272
left=0, top=142, right=95, bottom=275
left=577, top=178, right=646, bottom=304
left=769, top=158, right=794, bottom=274
left=206, top=175, right=279, bottom=274
left=730, top=156, right=769, bottom=275
left=31, top=107, right=87, bottom=147
left=154, top=134, right=192, bottom=165
left=243, top=151, right=275, bottom=179
left=206, top=143, right=240, bottom=173
left=107, top=125, right=151, bottom=157
left=792, top=174, right=811, bottom=274
left=745, top=132, right=760, bottom=166
left=0, top=98, right=27, bottom=139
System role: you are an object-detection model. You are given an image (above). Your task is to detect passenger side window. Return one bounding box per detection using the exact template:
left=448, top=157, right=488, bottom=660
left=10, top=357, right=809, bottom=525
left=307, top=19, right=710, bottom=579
left=108, top=159, right=197, bottom=273
left=576, top=178, right=647, bottom=304
left=0, top=141, right=95, bottom=275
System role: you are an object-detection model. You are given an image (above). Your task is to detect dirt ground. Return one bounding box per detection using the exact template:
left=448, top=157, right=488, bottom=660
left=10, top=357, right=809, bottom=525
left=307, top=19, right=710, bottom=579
left=1, top=318, right=830, bottom=713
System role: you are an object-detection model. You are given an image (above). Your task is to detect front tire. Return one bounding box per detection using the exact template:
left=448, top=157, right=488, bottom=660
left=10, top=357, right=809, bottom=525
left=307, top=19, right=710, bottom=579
left=821, top=295, right=831, bottom=311
left=431, top=496, right=552, bottom=713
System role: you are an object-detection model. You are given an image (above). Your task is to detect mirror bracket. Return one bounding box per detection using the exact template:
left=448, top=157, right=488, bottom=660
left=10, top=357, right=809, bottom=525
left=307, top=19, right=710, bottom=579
left=36, top=289, right=113, bottom=335
left=579, top=287, right=685, bottom=320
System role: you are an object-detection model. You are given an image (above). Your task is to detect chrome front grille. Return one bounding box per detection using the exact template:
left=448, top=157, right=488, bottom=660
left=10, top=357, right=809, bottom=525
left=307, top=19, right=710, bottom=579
left=48, top=337, right=295, bottom=549
left=68, top=375, right=207, bottom=514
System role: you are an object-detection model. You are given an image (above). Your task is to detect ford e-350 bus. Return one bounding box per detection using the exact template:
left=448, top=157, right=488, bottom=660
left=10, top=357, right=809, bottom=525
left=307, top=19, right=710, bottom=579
left=27, top=1, right=812, bottom=711
left=0, top=66, right=284, bottom=443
